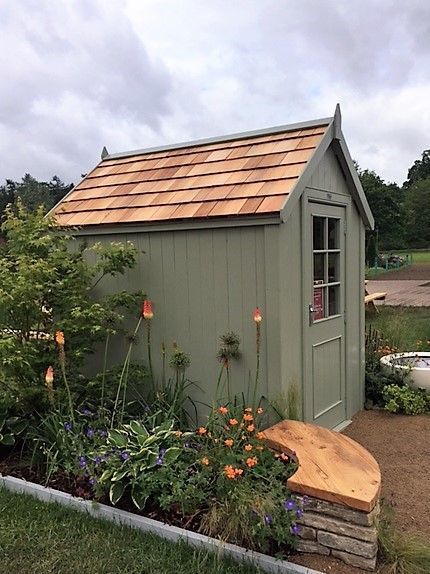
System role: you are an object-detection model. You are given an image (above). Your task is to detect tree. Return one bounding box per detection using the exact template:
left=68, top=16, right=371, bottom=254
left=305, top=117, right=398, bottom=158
left=403, top=150, right=430, bottom=189
left=358, top=168, right=405, bottom=252
left=403, top=178, right=430, bottom=248
left=0, top=174, right=73, bottom=221
left=0, top=201, right=143, bottom=414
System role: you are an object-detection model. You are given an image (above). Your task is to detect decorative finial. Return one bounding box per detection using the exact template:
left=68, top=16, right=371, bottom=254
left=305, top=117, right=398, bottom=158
left=334, top=104, right=341, bottom=140
left=101, top=146, right=109, bottom=160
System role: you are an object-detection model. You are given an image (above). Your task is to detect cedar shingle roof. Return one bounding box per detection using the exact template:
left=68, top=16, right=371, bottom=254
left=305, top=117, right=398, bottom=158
left=53, top=122, right=329, bottom=227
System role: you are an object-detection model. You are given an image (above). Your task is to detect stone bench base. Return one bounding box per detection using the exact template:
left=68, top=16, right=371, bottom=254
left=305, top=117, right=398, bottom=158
left=296, top=495, right=379, bottom=571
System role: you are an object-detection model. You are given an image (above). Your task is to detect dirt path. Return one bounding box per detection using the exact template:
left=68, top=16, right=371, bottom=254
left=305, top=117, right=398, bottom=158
left=374, top=262, right=430, bottom=281
left=343, top=410, right=430, bottom=536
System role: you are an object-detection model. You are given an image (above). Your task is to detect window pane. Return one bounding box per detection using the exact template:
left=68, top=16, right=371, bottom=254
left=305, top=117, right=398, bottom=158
left=313, top=253, right=325, bottom=283
left=328, top=218, right=339, bottom=249
left=313, top=286, right=325, bottom=320
left=328, top=253, right=339, bottom=283
left=313, top=217, right=325, bottom=250
left=328, top=285, right=340, bottom=316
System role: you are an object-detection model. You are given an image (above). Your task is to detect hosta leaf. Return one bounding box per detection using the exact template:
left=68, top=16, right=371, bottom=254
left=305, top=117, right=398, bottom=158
left=108, top=430, right=128, bottom=448
left=112, top=470, right=128, bottom=482
left=162, top=447, right=181, bottom=464
left=131, top=487, right=148, bottom=511
left=1, top=434, right=15, bottom=446
left=128, top=420, right=149, bottom=438
left=109, top=481, right=125, bottom=505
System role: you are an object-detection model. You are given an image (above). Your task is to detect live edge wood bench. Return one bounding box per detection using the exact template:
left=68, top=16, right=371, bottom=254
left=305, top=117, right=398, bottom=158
left=263, top=420, right=381, bottom=571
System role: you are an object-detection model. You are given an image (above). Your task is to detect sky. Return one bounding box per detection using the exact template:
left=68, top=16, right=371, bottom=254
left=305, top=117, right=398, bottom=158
left=1, top=0, right=429, bottom=187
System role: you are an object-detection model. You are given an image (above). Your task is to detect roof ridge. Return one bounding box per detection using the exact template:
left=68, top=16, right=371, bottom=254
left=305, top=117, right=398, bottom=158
left=104, top=116, right=333, bottom=161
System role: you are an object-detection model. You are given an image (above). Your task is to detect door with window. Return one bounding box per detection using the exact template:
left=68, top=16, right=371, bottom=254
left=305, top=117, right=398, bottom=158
left=304, top=201, right=346, bottom=428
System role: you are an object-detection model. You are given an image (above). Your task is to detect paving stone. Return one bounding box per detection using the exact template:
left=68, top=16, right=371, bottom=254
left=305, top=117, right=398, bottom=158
left=297, top=496, right=380, bottom=526
left=296, top=540, right=330, bottom=555
left=317, top=531, right=378, bottom=558
left=297, top=511, right=378, bottom=542
left=297, top=525, right=316, bottom=540
left=332, top=550, right=377, bottom=571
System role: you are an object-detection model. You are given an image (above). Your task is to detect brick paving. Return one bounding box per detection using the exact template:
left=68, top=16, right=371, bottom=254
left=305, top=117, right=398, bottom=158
left=367, top=279, right=430, bottom=307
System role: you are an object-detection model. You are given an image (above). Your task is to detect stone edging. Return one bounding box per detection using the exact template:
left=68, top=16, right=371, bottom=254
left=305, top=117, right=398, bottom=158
left=0, top=474, right=322, bottom=574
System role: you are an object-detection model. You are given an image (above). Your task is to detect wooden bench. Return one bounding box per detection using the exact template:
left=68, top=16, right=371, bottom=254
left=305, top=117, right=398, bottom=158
left=365, top=291, right=387, bottom=312
left=263, top=420, right=381, bottom=512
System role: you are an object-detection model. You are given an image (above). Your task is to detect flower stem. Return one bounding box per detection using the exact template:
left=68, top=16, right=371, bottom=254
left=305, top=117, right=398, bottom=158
left=252, top=323, right=261, bottom=409
left=101, top=332, right=110, bottom=410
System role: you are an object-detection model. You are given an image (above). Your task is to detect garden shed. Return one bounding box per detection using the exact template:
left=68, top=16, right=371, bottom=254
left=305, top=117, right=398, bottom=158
left=51, top=105, right=374, bottom=429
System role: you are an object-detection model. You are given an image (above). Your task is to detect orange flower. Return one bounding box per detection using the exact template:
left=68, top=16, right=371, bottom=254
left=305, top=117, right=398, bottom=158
left=246, top=456, right=258, bottom=468
left=198, top=427, right=207, bottom=435
left=280, top=452, right=290, bottom=462
left=55, top=331, right=65, bottom=346
left=229, top=418, right=239, bottom=426
left=244, top=407, right=252, bottom=413
left=224, top=465, right=236, bottom=479
left=256, top=407, right=264, bottom=414
left=218, top=406, right=228, bottom=415
left=175, top=430, right=183, bottom=437
left=224, top=438, right=234, bottom=447
left=253, top=308, right=262, bottom=323
left=243, top=413, right=253, bottom=422
left=244, top=444, right=253, bottom=452
left=256, top=431, right=265, bottom=440
left=234, top=468, right=243, bottom=476
left=201, top=457, right=210, bottom=466
left=142, top=299, right=153, bottom=320
left=246, top=424, right=255, bottom=433
left=45, top=366, right=54, bottom=385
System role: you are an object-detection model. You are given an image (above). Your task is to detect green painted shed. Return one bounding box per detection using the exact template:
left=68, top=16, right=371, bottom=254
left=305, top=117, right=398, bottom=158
left=51, top=105, right=374, bottom=429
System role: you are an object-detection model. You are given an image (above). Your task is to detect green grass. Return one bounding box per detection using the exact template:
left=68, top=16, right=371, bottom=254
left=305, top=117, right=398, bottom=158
left=0, top=489, right=261, bottom=574
left=394, top=249, right=430, bottom=263
left=366, top=306, right=430, bottom=351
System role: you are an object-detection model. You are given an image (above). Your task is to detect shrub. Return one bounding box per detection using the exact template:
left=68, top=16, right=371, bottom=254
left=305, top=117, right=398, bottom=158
left=0, top=202, right=143, bottom=416
left=383, top=385, right=429, bottom=415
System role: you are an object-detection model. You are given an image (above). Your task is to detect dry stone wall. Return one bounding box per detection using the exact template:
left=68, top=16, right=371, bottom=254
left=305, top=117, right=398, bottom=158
left=295, top=495, right=380, bottom=571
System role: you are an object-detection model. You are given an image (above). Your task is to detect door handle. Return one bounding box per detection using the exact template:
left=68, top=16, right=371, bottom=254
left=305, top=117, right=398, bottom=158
left=309, top=304, right=315, bottom=326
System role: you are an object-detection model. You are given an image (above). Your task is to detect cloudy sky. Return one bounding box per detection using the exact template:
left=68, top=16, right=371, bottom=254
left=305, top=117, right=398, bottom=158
left=1, top=0, right=429, bottom=186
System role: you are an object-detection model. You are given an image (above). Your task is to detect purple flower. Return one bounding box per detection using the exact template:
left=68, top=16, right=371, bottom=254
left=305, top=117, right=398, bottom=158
left=78, top=456, right=87, bottom=469
left=264, top=514, right=273, bottom=526
left=89, top=477, right=96, bottom=486
left=94, top=456, right=102, bottom=467
left=64, top=422, right=72, bottom=432
left=184, top=442, right=190, bottom=449
left=284, top=499, right=296, bottom=511
left=290, top=523, right=301, bottom=535
left=98, top=429, right=108, bottom=438
left=79, top=406, right=93, bottom=416
left=296, top=508, right=303, bottom=518
left=159, top=448, right=167, bottom=457
left=156, top=457, right=163, bottom=466
left=86, top=428, right=95, bottom=439
left=302, top=495, right=310, bottom=506
left=120, top=451, right=130, bottom=461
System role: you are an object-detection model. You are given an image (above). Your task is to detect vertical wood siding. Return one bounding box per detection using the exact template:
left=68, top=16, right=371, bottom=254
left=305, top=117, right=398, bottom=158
left=83, top=225, right=278, bottom=408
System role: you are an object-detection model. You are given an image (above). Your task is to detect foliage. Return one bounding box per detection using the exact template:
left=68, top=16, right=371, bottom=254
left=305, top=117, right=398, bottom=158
left=378, top=501, right=430, bottom=573
left=383, top=385, right=429, bottom=416
left=403, top=178, right=430, bottom=248
left=403, top=150, right=430, bottom=189
left=367, top=307, right=430, bottom=353
left=358, top=167, right=405, bottom=252
left=0, top=174, right=73, bottom=226
left=0, top=406, right=27, bottom=446
left=0, top=202, right=142, bottom=416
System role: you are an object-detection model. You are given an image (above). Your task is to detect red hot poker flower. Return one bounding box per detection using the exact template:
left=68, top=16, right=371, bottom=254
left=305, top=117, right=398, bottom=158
left=253, top=308, right=262, bottom=323
left=45, top=366, right=54, bottom=385
left=142, top=300, right=154, bottom=320
left=55, top=331, right=65, bottom=346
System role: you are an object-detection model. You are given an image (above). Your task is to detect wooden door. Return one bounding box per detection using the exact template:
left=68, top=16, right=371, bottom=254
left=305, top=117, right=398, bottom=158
left=304, top=201, right=347, bottom=428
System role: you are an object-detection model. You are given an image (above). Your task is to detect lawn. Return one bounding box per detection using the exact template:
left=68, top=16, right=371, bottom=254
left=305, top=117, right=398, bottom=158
left=0, top=488, right=260, bottom=574
left=366, top=306, right=430, bottom=351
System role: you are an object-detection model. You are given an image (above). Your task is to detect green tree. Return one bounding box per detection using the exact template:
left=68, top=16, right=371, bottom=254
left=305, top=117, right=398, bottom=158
left=403, top=178, right=430, bottom=248
left=358, top=168, right=405, bottom=251
left=403, top=150, right=430, bottom=189
left=0, top=201, right=143, bottom=414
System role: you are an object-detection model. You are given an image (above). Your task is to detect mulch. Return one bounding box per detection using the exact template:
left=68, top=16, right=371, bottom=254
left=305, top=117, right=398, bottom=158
left=375, top=263, right=430, bottom=281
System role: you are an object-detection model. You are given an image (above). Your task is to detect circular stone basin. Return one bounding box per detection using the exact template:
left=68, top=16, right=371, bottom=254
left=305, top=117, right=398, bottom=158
left=380, top=352, right=430, bottom=392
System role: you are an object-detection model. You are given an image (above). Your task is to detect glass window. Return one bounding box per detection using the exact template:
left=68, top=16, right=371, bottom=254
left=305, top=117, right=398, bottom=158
left=313, top=217, right=325, bottom=250
left=312, top=215, right=342, bottom=320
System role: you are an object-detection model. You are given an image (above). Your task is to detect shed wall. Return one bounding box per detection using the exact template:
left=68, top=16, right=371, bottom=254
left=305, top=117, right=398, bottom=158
left=83, top=224, right=282, bottom=409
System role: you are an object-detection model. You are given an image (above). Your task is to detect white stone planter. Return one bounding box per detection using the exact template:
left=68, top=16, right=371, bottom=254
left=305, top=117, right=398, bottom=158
left=380, top=352, right=430, bottom=392
left=0, top=474, right=321, bottom=574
